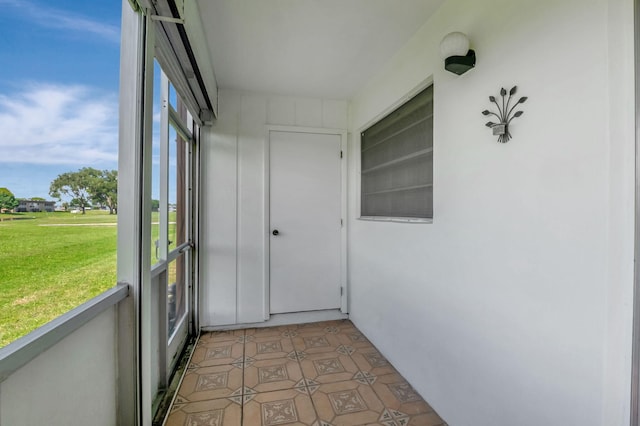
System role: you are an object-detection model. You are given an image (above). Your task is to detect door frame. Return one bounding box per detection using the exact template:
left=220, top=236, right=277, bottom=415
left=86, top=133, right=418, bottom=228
left=633, top=1, right=640, bottom=423
left=264, top=125, right=348, bottom=319
left=151, top=68, right=195, bottom=391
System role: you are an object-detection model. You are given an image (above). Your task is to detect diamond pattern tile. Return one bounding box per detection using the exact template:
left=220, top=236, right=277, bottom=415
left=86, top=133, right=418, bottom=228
left=190, top=340, right=245, bottom=367
left=164, top=398, right=241, bottom=426
left=245, top=336, right=296, bottom=361
left=371, top=372, right=441, bottom=422
left=292, top=333, right=343, bottom=355
left=163, top=320, right=446, bottom=426
left=244, top=389, right=318, bottom=426
left=299, top=352, right=360, bottom=384
left=245, top=358, right=305, bottom=393
left=177, top=364, right=243, bottom=402
left=311, top=380, right=386, bottom=425
left=351, top=349, right=397, bottom=377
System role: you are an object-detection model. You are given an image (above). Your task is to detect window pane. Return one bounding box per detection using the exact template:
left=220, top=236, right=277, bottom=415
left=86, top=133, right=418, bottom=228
left=176, top=99, right=190, bottom=248
left=361, top=85, right=433, bottom=219
left=0, top=1, right=121, bottom=346
left=151, top=60, right=162, bottom=265
left=169, top=83, right=178, bottom=110
left=175, top=132, right=188, bottom=248
left=168, top=253, right=187, bottom=337
left=168, top=125, right=178, bottom=252
left=168, top=123, right=187, bottom=251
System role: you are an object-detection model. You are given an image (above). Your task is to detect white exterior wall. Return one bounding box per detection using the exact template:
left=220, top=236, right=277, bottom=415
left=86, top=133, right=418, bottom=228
left=348, top=1, right=635, bottom=426
left=200, top=90, right=348, bottom=326
left=0, top=308, right=118, bottom=426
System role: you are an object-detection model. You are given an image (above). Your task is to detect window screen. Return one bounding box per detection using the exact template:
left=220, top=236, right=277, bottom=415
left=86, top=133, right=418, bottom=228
left=360, top=85, right=433, bottom=219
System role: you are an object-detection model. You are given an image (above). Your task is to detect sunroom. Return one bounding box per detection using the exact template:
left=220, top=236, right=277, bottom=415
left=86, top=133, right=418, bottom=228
left=0, top=0, right=638, bottom=425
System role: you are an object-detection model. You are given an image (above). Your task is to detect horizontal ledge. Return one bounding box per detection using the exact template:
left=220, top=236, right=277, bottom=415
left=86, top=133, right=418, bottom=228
left=363, top=183, right=433, bottom=196
left=361, top=148, right=433, bottom=174
left=0, top=283, right=129, bottom=382
left=358, top=216, right=433, bottom=224
left=151, top=242, right=191, bottom=278
left=168, top=105, right=193, bottom=142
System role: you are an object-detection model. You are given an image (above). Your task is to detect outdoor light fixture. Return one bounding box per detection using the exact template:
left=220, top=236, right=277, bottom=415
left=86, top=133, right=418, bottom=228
left=439, top=32, right=476, bottom=75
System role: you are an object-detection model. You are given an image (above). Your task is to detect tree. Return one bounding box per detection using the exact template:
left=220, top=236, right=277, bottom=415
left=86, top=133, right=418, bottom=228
left=49, top=168, right=101, bottom=214
left=89, top=170, right=118, bottom=214
left=151, top=199, right=160, bottom=212
left=49, top=168, right=118, bottom=215
left=0, top=187, right=19, bottom=213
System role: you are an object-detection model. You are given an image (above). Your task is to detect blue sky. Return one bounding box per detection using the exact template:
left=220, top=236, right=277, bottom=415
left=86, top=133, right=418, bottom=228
left=0, top=0, right=122, bottom=199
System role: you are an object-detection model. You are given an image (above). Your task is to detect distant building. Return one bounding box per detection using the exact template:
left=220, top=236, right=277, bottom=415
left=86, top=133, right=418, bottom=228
left=15, top=199, right=55, bottom=213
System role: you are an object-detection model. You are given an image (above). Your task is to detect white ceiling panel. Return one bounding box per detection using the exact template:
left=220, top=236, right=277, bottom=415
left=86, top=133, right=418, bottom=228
left=195, top=0, right=444, bottom=99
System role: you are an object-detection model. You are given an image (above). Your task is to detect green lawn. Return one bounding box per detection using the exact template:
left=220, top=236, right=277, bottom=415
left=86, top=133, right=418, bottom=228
left=0, top=210, right=179, bottom=347
left=0, top=210, right=118, bottom=347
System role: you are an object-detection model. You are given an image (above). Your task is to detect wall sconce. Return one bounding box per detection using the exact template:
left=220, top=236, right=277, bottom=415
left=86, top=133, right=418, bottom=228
left=439, top=32, right=476, bottom=75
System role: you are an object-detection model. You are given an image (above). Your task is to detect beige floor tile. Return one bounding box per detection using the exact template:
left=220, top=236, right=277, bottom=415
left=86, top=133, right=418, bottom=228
left=164, top=398, right=241, bottom=426
left=168, top=321, right=448, bottom=426
left=244, top=357, right=305, bottom=393
left=299, top=352, right=360, bottom=384
left=371, top=373, right=439, bottom=419
left=198, top=329, right=245, bottom=344
left=325, top=319, right=358, bottom=331
left=177, top=364, right=244, bottom=403
left=310, top=380, right=388, bottom=426
left=246, top=325, right=297, bottom=338
left=336, top=329, right=373, bottom=349
left=293, top=320, right=349, bottom=335
left=401, top=411, right=447, bottom=426
left=243, top=388, right=319, bottom=426
left=351, top=349, right=397, bottom=377
left=294, top=322, right=328, bottom=334
left=245, top=335, right=296, bottom=360
left=292, top=333, right=343, bottom=355
left=190, top=340, right=245, bottom=368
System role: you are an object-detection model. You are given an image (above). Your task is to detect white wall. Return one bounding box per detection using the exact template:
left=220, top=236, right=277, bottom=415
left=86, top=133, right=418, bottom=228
left=0, top=308, right=118, bottom=426
left=200, top=90, right=348, bottom=326
left=348, top=0, right=635, bottom=425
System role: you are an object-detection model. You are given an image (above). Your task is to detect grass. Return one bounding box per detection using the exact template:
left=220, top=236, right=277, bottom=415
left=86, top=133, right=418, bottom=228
left=0, top=211, right=118, bottom=347
left=0, top=210, right=179, bottom=347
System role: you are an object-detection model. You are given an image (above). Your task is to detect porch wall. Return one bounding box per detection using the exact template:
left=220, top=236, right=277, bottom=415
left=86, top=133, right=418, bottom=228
left=200, top=89, right=348, bottom=327
left=348, top=0, right=634, bottom=426
left=0, top=308, right=118, bottom=426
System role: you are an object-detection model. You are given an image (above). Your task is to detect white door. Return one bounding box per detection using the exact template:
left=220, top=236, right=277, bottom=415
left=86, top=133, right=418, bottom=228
left=269, top=130, right=342, bottom=313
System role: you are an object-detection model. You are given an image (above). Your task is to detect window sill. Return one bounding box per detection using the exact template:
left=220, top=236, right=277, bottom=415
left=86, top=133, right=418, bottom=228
left=358, top=216, right=433, bottom=224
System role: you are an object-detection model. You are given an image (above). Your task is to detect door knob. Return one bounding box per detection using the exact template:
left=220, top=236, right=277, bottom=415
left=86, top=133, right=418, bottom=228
left=272, top=229, right=279, bottom=236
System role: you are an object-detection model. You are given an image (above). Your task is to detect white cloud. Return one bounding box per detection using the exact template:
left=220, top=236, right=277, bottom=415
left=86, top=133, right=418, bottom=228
left=0, top=83, right=118, bottom=165
left=0, top=0, right=120, bottom=43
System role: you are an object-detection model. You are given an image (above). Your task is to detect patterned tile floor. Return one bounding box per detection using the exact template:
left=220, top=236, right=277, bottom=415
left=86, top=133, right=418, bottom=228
left=164, top=320, right=446, bottom=426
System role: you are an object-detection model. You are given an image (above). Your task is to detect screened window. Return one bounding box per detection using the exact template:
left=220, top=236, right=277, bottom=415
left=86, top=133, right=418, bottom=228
left=360, top=85, right=433, bottom=220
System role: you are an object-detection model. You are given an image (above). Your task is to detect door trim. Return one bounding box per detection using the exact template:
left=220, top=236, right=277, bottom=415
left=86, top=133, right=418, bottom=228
left=264, top=125, right=348, bottom=320
left=633, top=0, right=640, bottom=423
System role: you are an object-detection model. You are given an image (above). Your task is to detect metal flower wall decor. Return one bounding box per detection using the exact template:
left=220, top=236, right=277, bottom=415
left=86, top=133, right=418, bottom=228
left=482, top=86, right=527, bottom=143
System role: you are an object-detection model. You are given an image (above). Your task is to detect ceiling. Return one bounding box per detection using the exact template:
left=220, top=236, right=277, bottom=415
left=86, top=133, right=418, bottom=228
left=195, top=0, right=445, bottom=99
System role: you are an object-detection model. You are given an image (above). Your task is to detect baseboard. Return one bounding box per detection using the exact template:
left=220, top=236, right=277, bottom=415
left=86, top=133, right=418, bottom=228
left=200, top=309, right=349, bottom=331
